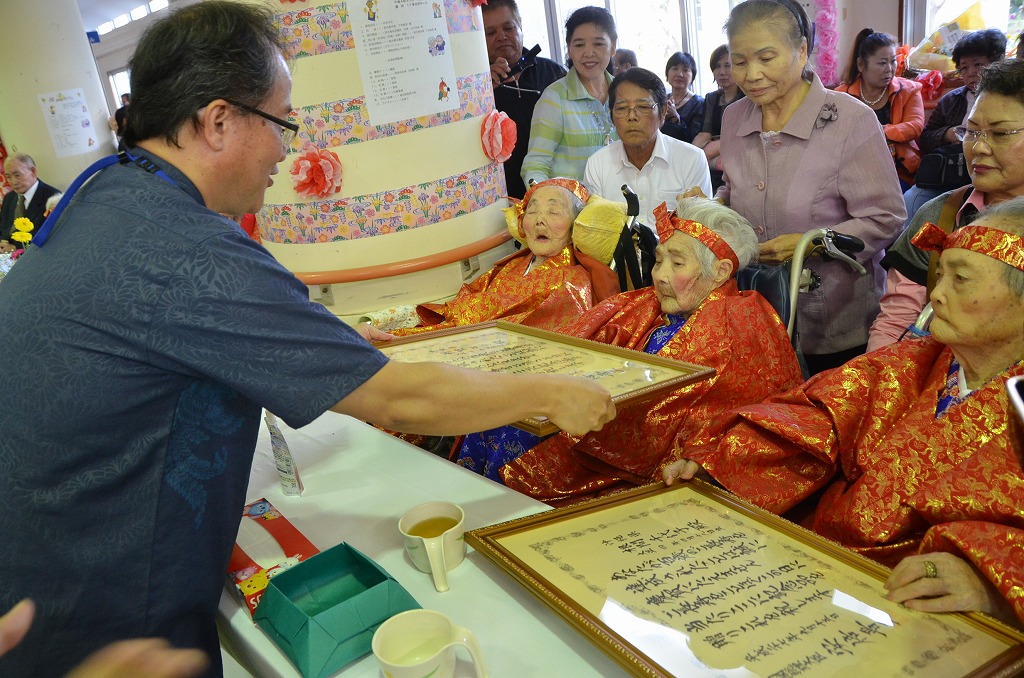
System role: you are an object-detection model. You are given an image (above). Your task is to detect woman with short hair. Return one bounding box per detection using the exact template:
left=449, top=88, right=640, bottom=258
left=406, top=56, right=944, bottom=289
left=660, top=51, right=704, bottom=144
left=872, top=57, right=1024, bottom=349
left=716, top=0, right=905, bottom=374
left=692, top=44, right=745, bottom=192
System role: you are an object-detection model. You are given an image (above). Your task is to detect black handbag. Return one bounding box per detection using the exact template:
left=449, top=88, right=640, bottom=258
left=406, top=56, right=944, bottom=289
left=914, top=143, right=971, bottom=191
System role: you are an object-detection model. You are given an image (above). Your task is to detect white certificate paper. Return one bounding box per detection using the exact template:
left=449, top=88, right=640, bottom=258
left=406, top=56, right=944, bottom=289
left=351, top=0, right=460, bottom=126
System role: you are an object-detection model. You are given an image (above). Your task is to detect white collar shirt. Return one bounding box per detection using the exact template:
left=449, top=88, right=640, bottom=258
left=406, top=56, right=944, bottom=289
left=584, top=131, right=711, bottom=236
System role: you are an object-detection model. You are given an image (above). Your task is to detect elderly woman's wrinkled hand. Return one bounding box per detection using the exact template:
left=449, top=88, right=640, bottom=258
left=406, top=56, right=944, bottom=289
left=548, top=376, right=615, bottom=437
left=661, top=458, right=704, bottom=485
left=884, top=552, right=1008, bottom=618
left=758, top=233, right=805, bottom=264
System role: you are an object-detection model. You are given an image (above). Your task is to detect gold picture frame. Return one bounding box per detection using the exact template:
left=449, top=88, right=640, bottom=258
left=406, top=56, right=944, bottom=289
left=467, top=481, right=1024, bottom=677
left=376, top=321, right=715, bottom=436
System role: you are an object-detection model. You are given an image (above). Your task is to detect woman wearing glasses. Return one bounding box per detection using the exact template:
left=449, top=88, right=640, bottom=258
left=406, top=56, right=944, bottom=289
left=872, top=58, right=1024, bottom=349
left=583, top=67, right=711, bottom=234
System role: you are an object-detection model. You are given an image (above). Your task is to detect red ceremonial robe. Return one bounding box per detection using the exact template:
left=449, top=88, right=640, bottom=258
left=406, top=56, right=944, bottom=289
left=501, top=281, right=803, bottom=501
left=689, top=337, right=1024, bottom=623
left=395, top=246, right=619, bottom=335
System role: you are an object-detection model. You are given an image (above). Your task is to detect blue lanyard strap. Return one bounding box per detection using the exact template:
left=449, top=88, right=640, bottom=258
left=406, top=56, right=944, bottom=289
left=32, top=150, right=177, bottom=247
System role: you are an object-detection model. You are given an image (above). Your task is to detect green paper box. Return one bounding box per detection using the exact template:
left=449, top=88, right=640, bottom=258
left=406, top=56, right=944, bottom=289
left=254, top=542, right=420, bottom=678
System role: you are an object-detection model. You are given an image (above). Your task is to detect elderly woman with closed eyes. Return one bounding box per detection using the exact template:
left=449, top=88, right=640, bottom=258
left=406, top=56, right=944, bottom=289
left=394, top=178, right=619, bottom=336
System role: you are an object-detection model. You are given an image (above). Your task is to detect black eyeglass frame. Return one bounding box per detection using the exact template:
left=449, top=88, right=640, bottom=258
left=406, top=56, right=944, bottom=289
left=224, top=99, right=299, bottom=147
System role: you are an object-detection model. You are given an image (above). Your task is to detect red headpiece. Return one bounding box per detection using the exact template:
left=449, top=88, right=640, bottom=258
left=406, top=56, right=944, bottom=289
left=911, top=222, right=1024, bottom=272
left=653, top=202, right=739, bottom=271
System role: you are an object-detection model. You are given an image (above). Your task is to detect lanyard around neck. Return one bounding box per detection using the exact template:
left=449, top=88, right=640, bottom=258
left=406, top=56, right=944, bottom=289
left=32, top=150, right=177, bottom=247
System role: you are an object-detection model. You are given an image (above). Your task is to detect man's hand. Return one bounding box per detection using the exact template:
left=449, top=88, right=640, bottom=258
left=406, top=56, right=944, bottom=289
left=490, top=58, right=512, bottom=87
left=66, top=639, right=208, bottom=678
left=0, top=599, right=33, bottom=657
left=0, top=598, right=208, bottom=678
left=354, top=323, right=395, bottom=342
left=545, top=376, right=615, bottom=437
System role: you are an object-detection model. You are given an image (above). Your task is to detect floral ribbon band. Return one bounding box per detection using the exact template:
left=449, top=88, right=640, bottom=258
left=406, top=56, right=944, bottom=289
left=258, top=163, right=504, bottom=244
left=653, top=201, right=739, bottom=270
left=911, top=222, right=1024, bottom=272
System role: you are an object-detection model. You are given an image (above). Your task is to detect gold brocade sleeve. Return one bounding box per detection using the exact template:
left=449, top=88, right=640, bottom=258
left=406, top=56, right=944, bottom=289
left=501, top=283, right=804, bottom=501
left=393, top=247, right=609, bottom=336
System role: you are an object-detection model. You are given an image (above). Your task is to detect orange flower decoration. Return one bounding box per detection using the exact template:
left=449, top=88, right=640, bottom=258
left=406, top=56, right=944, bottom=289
left=480, top=110, right=517, bottom=163
left=291, top=143, right=343, bottom=198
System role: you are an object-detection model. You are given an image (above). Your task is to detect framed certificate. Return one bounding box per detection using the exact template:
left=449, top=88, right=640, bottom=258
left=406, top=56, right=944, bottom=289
left=467, top=481, right=1024, bottom=677
left=376, top=321, right=714, bottom=435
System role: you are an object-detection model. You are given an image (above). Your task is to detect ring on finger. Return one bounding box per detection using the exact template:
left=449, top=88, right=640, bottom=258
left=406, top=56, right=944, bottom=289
left=923, top=560, right=938, bottom=579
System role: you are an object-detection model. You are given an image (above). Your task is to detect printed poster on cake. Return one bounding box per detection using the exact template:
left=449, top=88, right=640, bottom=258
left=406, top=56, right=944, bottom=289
left=351, top=0, right=459, bottom=126
left=38, top=88, right=97, bottom=158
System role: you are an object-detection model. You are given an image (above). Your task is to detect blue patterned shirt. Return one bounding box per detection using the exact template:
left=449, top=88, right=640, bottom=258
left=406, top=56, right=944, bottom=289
left=0, top=150, right=388, bottom=674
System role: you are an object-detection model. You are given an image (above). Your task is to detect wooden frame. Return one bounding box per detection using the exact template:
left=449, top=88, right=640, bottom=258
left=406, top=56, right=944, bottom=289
left=376, top=321, right=715, bottom=435
left=467, top=481, right=1024, bottom=677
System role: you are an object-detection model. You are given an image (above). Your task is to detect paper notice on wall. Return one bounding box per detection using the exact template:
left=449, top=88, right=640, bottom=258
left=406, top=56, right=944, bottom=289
left=38, top=89, right=97, bottom=158
left=351, top=0, right=459, bottom=126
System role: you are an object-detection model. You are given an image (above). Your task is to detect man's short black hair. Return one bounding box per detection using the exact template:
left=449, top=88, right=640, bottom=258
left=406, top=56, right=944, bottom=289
left=124, top=0, right=287, bottom=148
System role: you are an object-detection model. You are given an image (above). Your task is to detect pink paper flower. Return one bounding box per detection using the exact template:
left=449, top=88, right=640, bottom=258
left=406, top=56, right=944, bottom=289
left=480, top=110, right=516, bottom=163
left=291, top=143, right=343, bottom=198
left=470, top=0, right=488, bottom=6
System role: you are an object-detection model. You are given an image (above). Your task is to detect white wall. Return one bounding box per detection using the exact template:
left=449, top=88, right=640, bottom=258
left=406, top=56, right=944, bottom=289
left=0, top=0, right=114, bottom=190
left=838, top=0, right=902, bottom=82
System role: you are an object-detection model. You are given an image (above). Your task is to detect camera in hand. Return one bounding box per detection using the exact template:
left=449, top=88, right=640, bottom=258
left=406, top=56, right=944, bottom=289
left=505, top=44, right=542, bottom=79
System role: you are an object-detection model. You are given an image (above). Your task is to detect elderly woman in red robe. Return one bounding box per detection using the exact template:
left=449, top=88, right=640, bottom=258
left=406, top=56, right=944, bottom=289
left=456, top=197, right=803, bottom=488
left=664, top=197, right=1024, bottom=627
left=394, top=178, right=619, bottom=336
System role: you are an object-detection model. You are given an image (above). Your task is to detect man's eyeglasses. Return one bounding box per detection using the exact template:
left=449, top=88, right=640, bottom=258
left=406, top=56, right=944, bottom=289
left=225, top=99, right=299, bottom=148
left=611, top=102, right=658, bottom=119
left=954, top=126, right=1024, bottom=146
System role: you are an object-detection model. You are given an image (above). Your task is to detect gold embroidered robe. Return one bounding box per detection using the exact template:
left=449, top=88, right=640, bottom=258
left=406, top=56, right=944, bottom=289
left=690, top=337, right=1024, bottom=622
left=395, top=246, right=618, bottom=335
left=501, top=281, right=803, bottom=501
